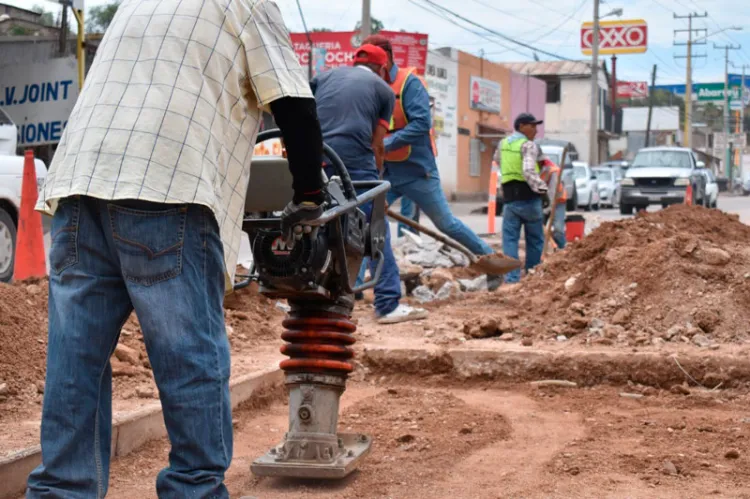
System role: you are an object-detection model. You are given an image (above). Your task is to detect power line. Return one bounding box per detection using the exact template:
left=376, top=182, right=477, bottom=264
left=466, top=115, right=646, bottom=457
left=408, top=0, right=535, bottom=59
left=483, top=0, right=588, bottom=58
left=409, top=0, right=576, bottom=61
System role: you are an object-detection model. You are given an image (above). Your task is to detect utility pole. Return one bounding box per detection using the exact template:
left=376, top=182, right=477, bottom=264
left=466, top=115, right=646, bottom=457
left=742, top=65, right=748, bottom=182
left=715, top=42, right=741, bottom=183
left=58, top=0, right=69, bottom=56
left=611, top=54, right=617, bottom=128
left=361, top=0, right=372, bottom=39
left=673, top=12, right=707, bottom=149
left=588, top=0, right=600, bottom=166
left=645, top=65, right=657, bottom=147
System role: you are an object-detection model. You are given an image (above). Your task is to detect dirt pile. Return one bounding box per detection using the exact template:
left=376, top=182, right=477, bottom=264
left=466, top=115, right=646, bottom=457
left=464, top=205, right=750, bottom=347
left=0, top=279, right=284, bottom=409
left=0, top=279, right=48, bottom=403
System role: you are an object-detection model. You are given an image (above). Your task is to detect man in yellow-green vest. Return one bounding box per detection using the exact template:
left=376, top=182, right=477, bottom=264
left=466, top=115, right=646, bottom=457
left=499, top=113, right=549, bottom=284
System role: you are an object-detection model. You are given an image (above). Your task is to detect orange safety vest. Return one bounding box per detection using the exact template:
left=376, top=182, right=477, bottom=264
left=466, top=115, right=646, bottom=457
left=540, top=163, right=567, bottom=202
left=386, top=67, right=438, bottom=162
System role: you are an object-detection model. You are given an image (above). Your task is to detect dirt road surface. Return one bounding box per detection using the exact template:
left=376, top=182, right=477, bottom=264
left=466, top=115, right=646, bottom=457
left=102, top=380, right=750, bottom=499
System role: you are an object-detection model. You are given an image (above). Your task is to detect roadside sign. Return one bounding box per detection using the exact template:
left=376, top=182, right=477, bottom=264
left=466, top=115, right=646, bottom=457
left=469, top=76, right=502, bottom=114
left=0, top=57, right=79, bottom=147
left=581, top=19, right=648, bottom=55
left=617, top=81, right=648, bottom=99
left=290, top=30, right=429, bottom=75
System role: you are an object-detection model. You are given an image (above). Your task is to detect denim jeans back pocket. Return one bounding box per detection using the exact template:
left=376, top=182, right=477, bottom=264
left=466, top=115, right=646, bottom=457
left=108, top=203, right=188, bottom=286
left=49, top=197, right=81, bottom=274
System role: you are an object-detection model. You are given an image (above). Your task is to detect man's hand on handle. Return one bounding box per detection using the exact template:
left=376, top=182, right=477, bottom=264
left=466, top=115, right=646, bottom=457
left=281, top=200, right=324, bottom=249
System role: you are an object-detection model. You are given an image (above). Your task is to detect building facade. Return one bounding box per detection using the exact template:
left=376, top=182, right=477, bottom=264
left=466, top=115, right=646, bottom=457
left=503, top=60, right=620, bottom=165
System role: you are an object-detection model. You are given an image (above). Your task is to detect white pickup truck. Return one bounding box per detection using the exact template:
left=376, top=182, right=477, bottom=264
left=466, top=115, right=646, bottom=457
left=0, top=109, right=48, bottom=282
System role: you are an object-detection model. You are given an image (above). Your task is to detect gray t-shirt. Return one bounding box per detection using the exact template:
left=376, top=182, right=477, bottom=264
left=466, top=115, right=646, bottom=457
left=311, top=66, right=395, bottom=180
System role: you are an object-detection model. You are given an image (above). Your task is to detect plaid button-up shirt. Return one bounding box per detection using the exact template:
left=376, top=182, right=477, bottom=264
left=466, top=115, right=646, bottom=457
left=37, top=0, right=311, bottom=289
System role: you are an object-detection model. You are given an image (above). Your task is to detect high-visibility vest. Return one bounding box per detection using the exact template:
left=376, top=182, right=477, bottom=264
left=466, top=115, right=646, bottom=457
left=500, top=137, right=538, bottom=184
left=386, top=67, right=438, bottom=162
left=540, top=162, right=567, bottom=202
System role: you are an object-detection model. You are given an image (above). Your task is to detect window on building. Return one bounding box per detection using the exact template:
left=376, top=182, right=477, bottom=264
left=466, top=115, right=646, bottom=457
left=437, top=68, right=447, bottom=79
left=427, top=64, right=436, bottom=76
left=470, top=139, right=481, bottom=177
left=546, top=80, right=561, bottom=103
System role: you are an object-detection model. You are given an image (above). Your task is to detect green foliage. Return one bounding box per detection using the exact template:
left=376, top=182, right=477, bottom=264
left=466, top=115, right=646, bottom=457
left=31, top=5, right=55, bottom=27
left=87, top=1, right=120, bottom=33
left=354, top=17, right=384, bottom=34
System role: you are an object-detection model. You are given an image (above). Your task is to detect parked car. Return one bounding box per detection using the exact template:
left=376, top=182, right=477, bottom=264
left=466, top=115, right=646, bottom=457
left=619, top=147, right=708, bottom=214
left=572, top=162, right=600, bottom=211
left=0, top=109, right=48, bottom=282
left=592, top=167, right=622, bottom=208
left=700, top=169, right=719, bottom=208
left=600, top=160, right=630, bottom=170
left=537, top=139, right=579, bottom=211
left=0, top=155, right=48, bottom=282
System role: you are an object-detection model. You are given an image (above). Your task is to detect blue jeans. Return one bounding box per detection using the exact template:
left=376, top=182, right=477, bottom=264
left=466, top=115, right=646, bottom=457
left=27, top=196, right=232, bottom=499
left=502, top=198, right=545, bottom=284
left=397, top=196, right=419, bottom=237
left=552, top=203, right=566, bottom=250
left=386, top=174, right=494, bottom=256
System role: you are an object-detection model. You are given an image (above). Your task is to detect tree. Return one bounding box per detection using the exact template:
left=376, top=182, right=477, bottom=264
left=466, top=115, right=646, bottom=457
left=87, top=1, right=120, bottom=33
left=354, top=17, right=384, bottom=34
left=32, top=5, right=55, bottom=27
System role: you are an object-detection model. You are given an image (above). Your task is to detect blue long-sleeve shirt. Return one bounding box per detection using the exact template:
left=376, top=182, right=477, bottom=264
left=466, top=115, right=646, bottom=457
left=383, top=64, right=437, bottom=181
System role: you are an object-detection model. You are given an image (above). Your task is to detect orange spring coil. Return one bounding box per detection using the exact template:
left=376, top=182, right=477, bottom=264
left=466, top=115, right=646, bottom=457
left=279, top=314, right=357, bottom=374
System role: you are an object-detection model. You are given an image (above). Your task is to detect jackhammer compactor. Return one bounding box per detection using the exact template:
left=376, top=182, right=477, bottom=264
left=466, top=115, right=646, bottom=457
left=236, top=130, right=389, bottom=479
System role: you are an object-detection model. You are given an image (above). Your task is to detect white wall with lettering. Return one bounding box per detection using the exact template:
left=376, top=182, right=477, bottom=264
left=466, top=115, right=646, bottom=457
left=0, top=57, right=79, bottom=147
left=425, top=49, right=458, bottom=196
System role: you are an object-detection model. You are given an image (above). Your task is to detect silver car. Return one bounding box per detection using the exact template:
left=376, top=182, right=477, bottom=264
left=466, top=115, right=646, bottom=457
left=592, top=167, right=622, bottom=208
left=537, top=140, right=579, bottom=211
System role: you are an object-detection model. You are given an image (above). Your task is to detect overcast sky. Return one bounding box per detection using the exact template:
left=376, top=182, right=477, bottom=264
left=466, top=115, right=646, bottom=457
left=16, top=0, right=750, bottom=86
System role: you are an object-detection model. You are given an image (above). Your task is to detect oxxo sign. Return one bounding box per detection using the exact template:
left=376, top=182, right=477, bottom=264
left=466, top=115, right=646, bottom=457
left=581, top=19, right=648, bottom=55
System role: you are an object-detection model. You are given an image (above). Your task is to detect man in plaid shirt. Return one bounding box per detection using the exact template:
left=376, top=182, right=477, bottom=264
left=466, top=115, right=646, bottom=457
left=27, top=0, right=325, bottom=497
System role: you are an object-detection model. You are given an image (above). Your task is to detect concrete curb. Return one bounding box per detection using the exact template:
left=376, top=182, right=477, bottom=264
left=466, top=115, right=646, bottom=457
left=0, top=368, right=283, bottom=499
left=361, top=346, right=750, bottom=388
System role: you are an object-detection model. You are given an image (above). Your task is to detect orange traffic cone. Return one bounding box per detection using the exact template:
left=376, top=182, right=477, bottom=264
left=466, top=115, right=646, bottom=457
left=684, top=183, right=693, bottom=206
left=13, top=150, right=46, bottom=281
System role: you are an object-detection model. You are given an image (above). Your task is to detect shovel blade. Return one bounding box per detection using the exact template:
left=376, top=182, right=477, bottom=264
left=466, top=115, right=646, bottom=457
left=470, top=253, right=522, bottom=275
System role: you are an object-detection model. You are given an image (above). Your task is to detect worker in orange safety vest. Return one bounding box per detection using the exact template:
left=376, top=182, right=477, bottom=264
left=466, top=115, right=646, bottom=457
left=539, top=158, right=568, bottom=249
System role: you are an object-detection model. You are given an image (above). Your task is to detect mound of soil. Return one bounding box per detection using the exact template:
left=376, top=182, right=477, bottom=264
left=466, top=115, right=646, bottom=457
left=0, top=278, right=284, bottom=411
left=0, top=279, right=48, bottom=402
left=465, top=205, right=750, bottom=347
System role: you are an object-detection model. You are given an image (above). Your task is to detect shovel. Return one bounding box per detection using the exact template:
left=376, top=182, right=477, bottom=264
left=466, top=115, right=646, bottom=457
left=386, top=209, right=522, bottom=275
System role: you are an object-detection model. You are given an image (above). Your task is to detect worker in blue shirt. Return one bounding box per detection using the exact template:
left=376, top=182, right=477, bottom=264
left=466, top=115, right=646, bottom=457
left=312, top=44, right=428, bottom=324
left=363, top=35, right=498, bottom=287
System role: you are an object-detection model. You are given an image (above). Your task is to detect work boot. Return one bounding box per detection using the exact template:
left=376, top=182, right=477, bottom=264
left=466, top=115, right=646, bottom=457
left=377, top=304, right=428, bottom=324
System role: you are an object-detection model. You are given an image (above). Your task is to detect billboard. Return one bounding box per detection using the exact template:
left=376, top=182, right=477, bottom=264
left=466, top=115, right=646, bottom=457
left=289, top=30, right=429, bottom=75
left=0, top=57, right=79, bottom=147
left=469, top=76, right=502, bottom=114
left=581, top=19, right=648, bottom=55
left=617, top=81, right=649, bottom=99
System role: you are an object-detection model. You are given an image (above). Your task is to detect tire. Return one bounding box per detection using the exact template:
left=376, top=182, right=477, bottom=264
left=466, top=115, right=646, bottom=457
left=620, top=204, right=633, bottom=215
left=0, top=208, right=16, bottom=283
left=592, top=202, right=600, bottom=211
left=567, top=189, right=578, bottom=211
left=582, top=192, right=592, bottom=211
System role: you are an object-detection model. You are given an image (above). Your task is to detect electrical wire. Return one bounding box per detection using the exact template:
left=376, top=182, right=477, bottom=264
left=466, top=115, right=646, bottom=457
left=409, top=0, right=535, bottom=59
left=409, top=0, right=576, bottom=61
left=479, top=0, right=588, bottom=58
